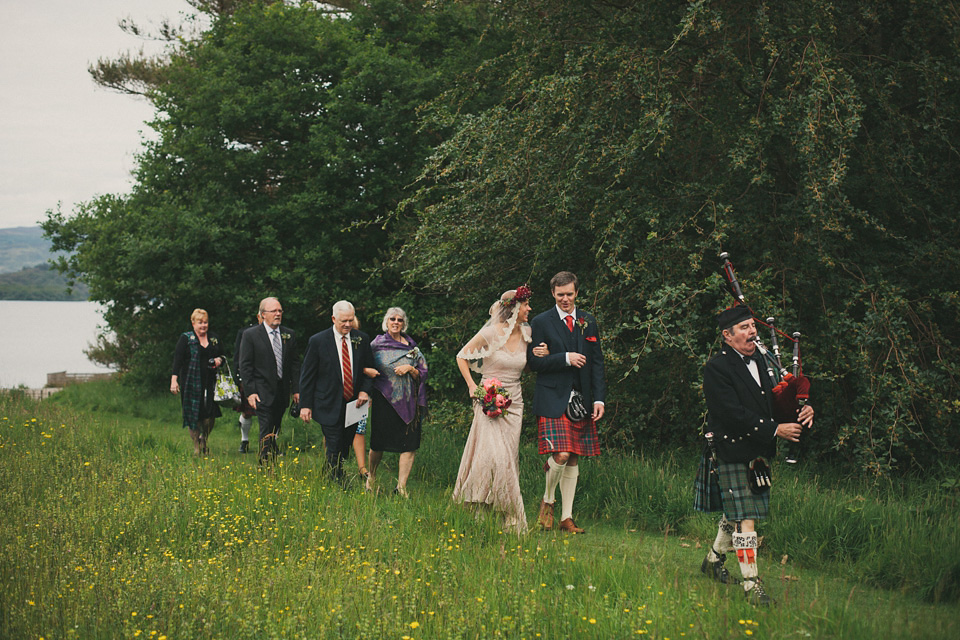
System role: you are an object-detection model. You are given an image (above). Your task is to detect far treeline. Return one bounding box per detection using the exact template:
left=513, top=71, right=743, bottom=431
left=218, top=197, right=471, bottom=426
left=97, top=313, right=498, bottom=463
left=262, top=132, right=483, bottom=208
left=43, top=0, right=960, bottom=478
left=0, top=264, right=88, bottom=301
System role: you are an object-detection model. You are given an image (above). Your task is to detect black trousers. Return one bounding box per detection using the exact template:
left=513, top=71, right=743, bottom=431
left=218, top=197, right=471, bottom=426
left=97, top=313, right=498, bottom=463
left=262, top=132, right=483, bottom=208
left=320, top=400, right=358, bottom=478
left=256, top=400, right=287, bottom=460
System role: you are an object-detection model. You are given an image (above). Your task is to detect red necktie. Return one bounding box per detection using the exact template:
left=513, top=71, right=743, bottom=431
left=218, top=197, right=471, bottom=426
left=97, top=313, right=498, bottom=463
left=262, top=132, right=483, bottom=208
left=341, top=335, right=353, bottom=400
left=565, top=315, right=574, bottom=332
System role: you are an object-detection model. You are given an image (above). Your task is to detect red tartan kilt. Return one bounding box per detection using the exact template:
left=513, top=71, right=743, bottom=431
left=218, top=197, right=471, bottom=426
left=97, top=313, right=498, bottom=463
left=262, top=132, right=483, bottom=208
left=537, top=415, right=600, bottom=456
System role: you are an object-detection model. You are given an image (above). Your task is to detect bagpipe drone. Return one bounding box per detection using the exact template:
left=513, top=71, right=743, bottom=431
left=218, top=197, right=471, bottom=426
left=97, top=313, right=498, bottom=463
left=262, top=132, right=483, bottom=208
left=719, top=252, right=811, bottom=463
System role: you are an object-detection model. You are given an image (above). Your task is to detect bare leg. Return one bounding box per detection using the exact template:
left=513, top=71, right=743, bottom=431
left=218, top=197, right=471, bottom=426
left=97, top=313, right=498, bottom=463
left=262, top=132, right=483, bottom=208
left=352, top=433, right=368, bottom=476
left=189, top=428, right=201, bottom=456
left=368, top=450, right=384, bottom=491
left=396, top=451, right=415, bottom=496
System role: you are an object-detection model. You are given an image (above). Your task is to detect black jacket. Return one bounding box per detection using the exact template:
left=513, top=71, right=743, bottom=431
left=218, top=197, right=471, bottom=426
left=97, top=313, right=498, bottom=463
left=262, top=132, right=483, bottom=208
left=527, top=308, right=606, bottom=418
left=704, top=345, right=790, bottom=463
left=237, top=324, right=300, bottom=409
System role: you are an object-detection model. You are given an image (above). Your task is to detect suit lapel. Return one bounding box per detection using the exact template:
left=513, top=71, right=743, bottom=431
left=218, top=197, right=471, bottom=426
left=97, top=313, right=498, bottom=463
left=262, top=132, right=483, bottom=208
left=573, top=310, right=585, bottom=353
left=551, top=310, right=575, bottom=349
left=256, top=325, right=276, bottom=379
left=327, top=328, right=340, bottom=363
left=726, top=349, right=765, bottom=407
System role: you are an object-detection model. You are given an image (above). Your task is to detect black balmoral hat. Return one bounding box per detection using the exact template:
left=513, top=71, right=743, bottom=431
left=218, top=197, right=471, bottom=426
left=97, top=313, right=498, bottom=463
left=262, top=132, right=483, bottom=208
left=717, top=306, right=752, bottom=331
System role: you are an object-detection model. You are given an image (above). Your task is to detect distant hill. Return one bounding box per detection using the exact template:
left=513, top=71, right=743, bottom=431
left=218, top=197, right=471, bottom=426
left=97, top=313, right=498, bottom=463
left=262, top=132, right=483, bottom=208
left=0, top=226, right=58, bottom=274
left=0, top=263, right=88, bottom=301
left=0, top=227, right=86, bottom=300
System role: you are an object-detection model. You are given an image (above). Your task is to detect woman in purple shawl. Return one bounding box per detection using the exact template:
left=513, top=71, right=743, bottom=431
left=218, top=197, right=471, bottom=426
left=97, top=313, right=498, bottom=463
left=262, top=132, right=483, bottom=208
left=367, top=307, right=428, bottom=496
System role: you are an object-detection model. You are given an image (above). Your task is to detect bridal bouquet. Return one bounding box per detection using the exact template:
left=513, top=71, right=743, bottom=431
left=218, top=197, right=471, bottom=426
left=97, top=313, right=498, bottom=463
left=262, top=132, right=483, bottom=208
left=473, top=377, right=512, bottom=417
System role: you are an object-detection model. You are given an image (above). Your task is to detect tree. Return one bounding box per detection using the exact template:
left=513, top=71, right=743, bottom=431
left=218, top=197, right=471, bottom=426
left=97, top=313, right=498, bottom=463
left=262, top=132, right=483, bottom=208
left=397, top=0, right=960, bottom=474
left=45, top=0, right=508, bottom=386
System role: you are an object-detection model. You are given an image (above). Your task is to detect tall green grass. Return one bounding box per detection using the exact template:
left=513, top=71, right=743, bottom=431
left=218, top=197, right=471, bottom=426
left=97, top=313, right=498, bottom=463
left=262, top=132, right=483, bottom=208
left=1, top=381, right=957, bottom=639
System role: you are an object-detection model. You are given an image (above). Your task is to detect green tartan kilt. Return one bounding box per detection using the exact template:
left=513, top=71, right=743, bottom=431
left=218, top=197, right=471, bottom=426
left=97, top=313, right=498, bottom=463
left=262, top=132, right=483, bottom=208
left=694, top=452, right=769, bottom=521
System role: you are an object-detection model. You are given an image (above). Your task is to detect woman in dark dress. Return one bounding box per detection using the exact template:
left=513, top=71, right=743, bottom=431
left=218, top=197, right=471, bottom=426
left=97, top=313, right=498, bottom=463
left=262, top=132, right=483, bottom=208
left=367, top=307, right=428, bottom=496
left=170, top=308, right=225, bottom=455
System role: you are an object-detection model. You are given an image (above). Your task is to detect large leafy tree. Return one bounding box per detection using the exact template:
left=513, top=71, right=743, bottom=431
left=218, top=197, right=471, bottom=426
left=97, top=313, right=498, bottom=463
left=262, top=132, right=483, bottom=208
left=45, top=0, right=506, bottom=384
left=398, top=0, right=960, bottom=474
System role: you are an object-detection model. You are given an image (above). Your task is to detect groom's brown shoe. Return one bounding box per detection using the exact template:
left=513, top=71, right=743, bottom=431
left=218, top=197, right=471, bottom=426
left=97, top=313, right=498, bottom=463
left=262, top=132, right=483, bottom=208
left=537, top=500, right=555, bottom=530
left=558, top=518, right=585, bottom=534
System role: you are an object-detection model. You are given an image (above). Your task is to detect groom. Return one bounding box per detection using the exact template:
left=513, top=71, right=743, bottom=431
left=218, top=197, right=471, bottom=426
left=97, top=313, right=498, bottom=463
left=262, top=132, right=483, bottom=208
left=527, top=271, right=606, bottom=533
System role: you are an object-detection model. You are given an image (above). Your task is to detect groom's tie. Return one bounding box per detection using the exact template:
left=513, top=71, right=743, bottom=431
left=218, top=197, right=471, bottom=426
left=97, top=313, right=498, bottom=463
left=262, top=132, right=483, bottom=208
left=565, top=315, right=574, bottom=332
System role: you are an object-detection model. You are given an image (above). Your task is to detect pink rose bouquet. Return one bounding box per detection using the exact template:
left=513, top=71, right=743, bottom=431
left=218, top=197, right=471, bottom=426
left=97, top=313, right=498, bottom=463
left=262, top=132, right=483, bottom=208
left=473, top=378, right=512, bottom=417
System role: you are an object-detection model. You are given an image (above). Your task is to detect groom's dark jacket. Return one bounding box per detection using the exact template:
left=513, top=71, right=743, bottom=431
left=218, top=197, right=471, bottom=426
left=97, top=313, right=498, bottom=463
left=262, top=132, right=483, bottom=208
left=704, top=345, right=789, bottom=463
left=527, top=307, right=606, bottom=418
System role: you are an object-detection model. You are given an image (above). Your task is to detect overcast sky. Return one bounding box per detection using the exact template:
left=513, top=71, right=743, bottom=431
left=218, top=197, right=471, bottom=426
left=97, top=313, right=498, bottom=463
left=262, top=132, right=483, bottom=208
left=0, top=0, right=191, bottom=230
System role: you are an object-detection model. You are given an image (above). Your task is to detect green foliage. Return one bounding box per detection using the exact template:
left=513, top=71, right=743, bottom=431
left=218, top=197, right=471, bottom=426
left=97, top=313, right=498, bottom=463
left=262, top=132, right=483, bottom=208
left=41, top=0, right=960, bottom=477
left=397, top=0, right=960, bottom=475
left=44, top=0, right=508, bottom=387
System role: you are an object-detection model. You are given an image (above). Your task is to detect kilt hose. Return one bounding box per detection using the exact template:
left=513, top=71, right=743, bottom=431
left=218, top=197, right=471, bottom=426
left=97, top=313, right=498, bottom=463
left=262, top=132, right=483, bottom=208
left=537, top=415, right=600, bottom=457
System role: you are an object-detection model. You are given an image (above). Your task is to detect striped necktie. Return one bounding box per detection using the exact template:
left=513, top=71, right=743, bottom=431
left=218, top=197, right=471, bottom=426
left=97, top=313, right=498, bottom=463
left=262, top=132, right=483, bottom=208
left=341, top=335, right=353, bottom=399
left=271, top=329, right=283, bottom=378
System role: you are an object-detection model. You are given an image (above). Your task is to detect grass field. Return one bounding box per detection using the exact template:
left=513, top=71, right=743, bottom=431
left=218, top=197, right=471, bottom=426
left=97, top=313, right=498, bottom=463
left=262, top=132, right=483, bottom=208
left=1, top=381, right=958, bottom=639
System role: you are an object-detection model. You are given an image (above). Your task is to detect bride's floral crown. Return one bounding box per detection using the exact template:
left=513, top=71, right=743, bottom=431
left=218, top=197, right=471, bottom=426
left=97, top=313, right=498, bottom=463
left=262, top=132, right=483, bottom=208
left=502, top=284, right=533, bottom=307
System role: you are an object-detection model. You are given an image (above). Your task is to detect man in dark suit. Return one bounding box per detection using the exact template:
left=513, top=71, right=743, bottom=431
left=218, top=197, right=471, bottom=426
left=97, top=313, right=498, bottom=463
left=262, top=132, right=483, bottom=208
left=298, top=300, right=375, bottom=480
left=527, top=271, right=606, bottom=534
left=695, top=306, right=814, bottom=605
left=238, top=297, right=300, bottom=463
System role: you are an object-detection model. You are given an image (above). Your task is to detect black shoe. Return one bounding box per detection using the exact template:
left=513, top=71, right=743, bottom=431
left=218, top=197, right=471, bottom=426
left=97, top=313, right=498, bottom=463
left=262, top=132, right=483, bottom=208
left=745, top=578, right=772, bottom=605
left=701, top=553, right=739, bottom=584
left=238, top=440, right=249, bottom=454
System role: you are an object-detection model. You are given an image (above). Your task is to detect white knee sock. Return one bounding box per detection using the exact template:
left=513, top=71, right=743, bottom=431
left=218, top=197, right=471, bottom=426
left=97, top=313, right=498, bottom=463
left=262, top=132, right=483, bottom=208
left=559, top=464, right=579, bottom=521
left=239, top=415, right=252, bottom=442
left=543, top=456, right=565, bottom=504
left=707, top=516, right=736, bottom=561
left=732, top=531, right=760, bottom=590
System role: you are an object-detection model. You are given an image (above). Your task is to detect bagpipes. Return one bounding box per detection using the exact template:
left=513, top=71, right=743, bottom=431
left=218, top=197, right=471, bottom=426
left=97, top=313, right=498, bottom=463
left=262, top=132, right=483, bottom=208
left=719, top=252, right=811, bottom=463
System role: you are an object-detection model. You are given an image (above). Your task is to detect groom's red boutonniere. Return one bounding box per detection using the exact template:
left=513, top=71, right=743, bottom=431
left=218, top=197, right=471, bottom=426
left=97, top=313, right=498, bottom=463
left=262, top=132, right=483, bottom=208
left=576, top=317, right=589, bottom=331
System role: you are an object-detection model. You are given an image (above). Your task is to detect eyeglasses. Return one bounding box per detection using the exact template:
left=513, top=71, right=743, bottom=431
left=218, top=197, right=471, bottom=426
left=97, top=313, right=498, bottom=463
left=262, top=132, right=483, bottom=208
left=263, top=309, right=283, bottom=314
left=388, top=317, right=404, bottom=322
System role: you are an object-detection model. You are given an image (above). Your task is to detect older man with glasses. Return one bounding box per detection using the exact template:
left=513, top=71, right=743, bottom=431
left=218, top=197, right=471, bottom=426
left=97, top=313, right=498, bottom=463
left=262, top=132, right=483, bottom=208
left=238, top=297, right=301, bottom=463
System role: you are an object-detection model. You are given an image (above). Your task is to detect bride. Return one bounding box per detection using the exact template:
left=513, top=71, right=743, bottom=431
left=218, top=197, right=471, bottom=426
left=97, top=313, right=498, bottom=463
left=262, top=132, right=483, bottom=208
left=452, top=286, right=546, bottom=532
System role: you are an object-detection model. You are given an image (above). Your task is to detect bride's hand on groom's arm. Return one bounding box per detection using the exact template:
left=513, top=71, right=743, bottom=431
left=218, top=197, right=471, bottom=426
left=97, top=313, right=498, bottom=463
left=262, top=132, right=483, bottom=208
left=532, top=342, right=549, bottom=357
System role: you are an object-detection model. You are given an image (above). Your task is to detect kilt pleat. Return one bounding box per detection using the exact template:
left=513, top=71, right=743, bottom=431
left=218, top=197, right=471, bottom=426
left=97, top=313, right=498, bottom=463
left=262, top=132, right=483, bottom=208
left=693, top=448, right=723, bottom=513
left=694, top=451, right=769, bottom=521
left=537, top=415, right=600, bottom=456
left=715, top=459, right=769, bottom=521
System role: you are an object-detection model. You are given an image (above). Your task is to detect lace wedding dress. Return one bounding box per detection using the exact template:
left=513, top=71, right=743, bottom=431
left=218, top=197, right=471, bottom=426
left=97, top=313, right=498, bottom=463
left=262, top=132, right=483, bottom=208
left=452, top=345, right=528, bottom=532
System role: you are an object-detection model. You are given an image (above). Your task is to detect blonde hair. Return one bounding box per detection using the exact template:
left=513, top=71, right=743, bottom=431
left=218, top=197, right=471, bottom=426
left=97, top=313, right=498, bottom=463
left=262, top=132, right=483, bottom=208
left=190, top=308, right=208, bottom=323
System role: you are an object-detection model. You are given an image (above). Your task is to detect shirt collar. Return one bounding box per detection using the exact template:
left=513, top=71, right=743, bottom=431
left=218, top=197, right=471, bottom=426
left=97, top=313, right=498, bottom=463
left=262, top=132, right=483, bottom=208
left=555, top=305, right=577, bottom=319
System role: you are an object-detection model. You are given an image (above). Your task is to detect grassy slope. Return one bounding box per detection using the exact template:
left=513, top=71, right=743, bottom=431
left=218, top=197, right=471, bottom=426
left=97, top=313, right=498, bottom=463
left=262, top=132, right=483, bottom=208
left=1, top=382, right=957, bottom=639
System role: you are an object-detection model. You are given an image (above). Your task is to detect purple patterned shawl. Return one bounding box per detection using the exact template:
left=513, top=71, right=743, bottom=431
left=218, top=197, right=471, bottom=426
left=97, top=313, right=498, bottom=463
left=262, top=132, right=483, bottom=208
left=371, top=333, right=428, bottom=425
